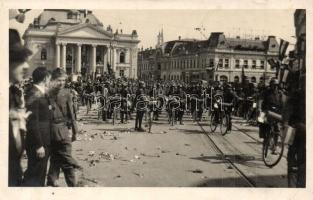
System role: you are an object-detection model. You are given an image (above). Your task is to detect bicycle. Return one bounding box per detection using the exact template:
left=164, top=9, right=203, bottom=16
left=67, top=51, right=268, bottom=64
left=84, top=93, right=95, bottom=115
left=108, top=95, right=122, bottom=126
left=209, top=96, right=231, bottom=136
left=261, top=111, right=285, bottom=168
left=145, top=99, right=157, bottom=133
left=167, top=96, right=179, bottom=126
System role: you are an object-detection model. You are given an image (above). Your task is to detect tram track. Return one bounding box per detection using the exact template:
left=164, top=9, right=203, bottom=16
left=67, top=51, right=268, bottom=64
left=197, top=121, right=257, bottom=187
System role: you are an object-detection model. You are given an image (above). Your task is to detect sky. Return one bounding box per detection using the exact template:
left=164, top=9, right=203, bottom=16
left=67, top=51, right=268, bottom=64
left=10, top=9, right=296, bottom=49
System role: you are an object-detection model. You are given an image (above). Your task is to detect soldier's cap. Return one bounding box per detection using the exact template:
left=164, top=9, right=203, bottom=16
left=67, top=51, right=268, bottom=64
left=9, top=29, right=32, bottom=66
left=270, top=78, right=279, bottom=85
left=52, top=68, right=67, bottom=80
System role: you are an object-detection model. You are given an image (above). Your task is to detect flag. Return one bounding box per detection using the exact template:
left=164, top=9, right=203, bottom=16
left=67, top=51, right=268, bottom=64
left=268, top=58, right=280, bottom=78
left=279, top=39, right=289, bottom=61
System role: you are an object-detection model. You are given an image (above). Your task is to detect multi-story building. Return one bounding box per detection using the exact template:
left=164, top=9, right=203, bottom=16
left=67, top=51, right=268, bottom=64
left=23, top=9, right=140, bottom=79
left=138, top=32, right=280, bottom=84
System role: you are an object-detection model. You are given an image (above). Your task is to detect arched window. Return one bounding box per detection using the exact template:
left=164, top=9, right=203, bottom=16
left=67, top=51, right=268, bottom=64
left=48, top=18, right=56, bottom=23
left=67, top=13, right=73, bottom=19
left=251, top=76, right=256, bottom=83
left=120, top=52, right=125, bottom=63
left=220, top=75, right=228, bottom=82
left=234, top=76, right=240, bottom=83
left=41, top=48, right=47, bottom=60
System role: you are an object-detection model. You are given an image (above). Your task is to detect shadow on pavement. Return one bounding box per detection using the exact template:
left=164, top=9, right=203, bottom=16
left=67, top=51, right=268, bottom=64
left=193, top=174, right=288, bottom=187
left=190, top=154, right=268, bottom=169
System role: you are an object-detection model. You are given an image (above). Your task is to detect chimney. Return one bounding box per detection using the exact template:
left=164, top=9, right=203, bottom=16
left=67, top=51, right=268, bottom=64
left=255, top=37, right=260, bottom=40
left=236, top=36, right=240, bottom=39
left=178, top=36, right=181, bottom=40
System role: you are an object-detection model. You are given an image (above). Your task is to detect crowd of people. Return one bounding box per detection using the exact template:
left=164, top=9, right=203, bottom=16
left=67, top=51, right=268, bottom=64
left=66, top=74, right=265, bottom=130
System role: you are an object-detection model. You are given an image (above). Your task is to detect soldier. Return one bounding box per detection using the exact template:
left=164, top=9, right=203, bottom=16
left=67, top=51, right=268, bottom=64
left=119, top=82, right=129, bottom=124
left=174, top=85, right=186, bottom=125
left=101, top=81, right=109, bottom=121
left=46, top=68, right=81, bottom=187
left=133, top=81, right=146, bottom=131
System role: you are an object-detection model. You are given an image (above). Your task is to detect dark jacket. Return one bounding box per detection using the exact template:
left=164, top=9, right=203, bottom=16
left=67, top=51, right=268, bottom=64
left=25, top=86, right=51, bottom=149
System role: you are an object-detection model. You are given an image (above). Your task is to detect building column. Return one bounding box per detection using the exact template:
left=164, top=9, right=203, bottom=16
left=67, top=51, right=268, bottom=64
left=103, top=46, right=108, bottom=73
left=107, top=45, right=111, bottom=71
left=129, top=48, right=132, bottom=78
left=91, top=44, right=97, bottom=77
left=55, top=43, right=60, bottom=68
left=61, top=43, right=67, bottom=70
left=112, top=47, right=117, bottom=76
left=76, top=43, right=82, bottom=74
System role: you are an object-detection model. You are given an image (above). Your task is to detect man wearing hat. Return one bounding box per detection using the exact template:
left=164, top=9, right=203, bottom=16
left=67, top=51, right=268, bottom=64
left=9, top=28, right=32, bottom=186
left=46, top=68, right=80, bottom=187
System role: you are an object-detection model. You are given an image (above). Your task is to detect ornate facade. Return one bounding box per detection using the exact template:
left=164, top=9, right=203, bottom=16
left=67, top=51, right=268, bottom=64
left=138, top=32, right=280, bottom=84
left=23, top=9, right=140, bottom=79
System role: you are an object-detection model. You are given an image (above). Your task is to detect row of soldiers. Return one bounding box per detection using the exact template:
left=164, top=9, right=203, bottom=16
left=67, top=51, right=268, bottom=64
left=68, top=75, right=264, bottom=133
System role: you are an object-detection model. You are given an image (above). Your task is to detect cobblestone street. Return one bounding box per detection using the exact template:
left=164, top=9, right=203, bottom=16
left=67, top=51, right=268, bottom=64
left=38, top=106, right=287, bottom=187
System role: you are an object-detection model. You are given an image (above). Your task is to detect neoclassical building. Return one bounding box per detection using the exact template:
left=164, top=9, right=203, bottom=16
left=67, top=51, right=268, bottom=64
left=23, top=9, right=140, bottom=79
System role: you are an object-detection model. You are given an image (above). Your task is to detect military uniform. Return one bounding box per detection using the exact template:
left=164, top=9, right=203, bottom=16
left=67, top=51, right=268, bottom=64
left=119, top=86, right=129, bottom=123
left=133, top=85, right=146, bottom=131
left=47, top=88, right=80, bottom=187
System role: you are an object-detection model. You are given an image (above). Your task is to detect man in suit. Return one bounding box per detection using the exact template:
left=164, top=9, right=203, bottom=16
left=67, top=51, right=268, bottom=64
left=22, top=67, right=52, bottom=186
left=47, top=68, right=80, bottom=187
left=8, top=29, right=32, bottom=186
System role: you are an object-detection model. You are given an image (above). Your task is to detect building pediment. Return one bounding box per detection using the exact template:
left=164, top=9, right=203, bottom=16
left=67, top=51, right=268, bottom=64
left=57, top=24, right=113, bottom=40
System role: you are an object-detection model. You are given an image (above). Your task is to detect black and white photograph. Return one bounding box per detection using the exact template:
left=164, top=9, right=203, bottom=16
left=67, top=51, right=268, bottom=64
left=3, top=0, right=312, bottom=199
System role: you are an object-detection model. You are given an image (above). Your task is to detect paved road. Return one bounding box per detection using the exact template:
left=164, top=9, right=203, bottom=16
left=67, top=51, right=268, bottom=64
left=22, top=105, right=287, bottom=187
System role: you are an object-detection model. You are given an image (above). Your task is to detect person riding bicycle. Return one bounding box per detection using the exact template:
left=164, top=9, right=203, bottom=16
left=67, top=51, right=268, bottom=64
left=212, top=80, right=239, bottom=131
left=83, top=80, right=94, bottom=112
left=258, top=78, right=282, bottom=154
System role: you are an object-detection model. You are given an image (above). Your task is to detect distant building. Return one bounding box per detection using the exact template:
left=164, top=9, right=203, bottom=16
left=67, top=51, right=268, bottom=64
left=138, top=32, right=279, bottom=84
left=156, top=29, right=164, bottom=48
left=23, top=9, right=140, bottom=79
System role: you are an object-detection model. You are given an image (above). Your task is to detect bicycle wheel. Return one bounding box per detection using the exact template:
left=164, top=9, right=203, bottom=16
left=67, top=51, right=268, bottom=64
left=220, top=112, right=229, bottom=136
left=262, top=130, right=284, bottom=168
left=210, top=112, right=218, bottom=132
left=171, top=109, right=175, bottom=126
left=112, top=108, right=116, bottom=125
left=148, top=112, right=152, bottom=133
left=86, top=99, right=90, bottom=114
